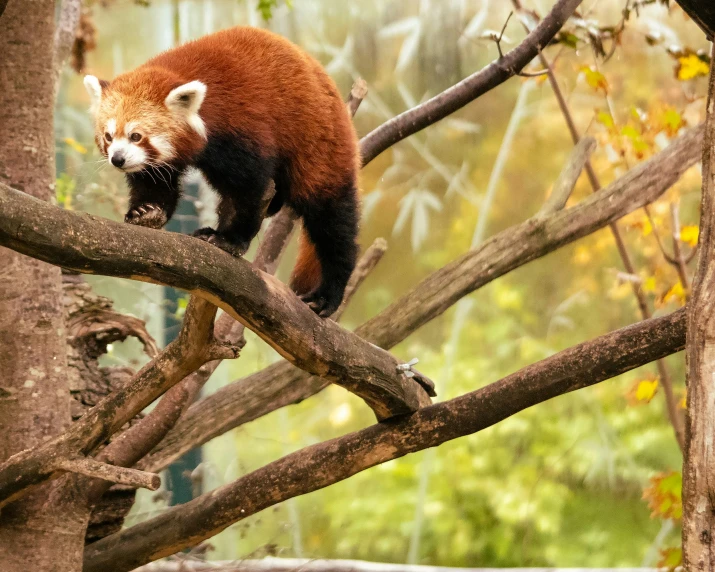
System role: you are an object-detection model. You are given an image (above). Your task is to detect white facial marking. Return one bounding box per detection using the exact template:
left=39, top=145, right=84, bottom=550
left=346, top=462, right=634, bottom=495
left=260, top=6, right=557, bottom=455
left=108, top=138, right=147, bottom=173
left=165, top=80, right=208, bottom=139
left=149, top=135, right=175, bottom=161
left=106, top=118, right=116, bottom=137
left=124, top=121, right=139, bottom=137
left=83, top=75, right=103, bottom=114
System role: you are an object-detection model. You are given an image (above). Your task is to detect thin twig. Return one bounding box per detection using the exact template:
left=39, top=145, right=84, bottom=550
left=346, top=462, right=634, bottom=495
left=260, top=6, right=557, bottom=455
left=510, top=0, right=686, bottom=452
left=538, top=136, right=596, bottom=216
left=670, top=201, right=691, bottom=296
left=359, top=0, right=583, bottom=165
left=56, top=457, right=160, bottom=491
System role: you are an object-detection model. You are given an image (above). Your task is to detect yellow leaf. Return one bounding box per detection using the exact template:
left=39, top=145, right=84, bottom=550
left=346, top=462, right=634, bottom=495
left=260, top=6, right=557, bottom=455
left=635, top=378, right=659, bottom=402
left=662, top=282, right=687, bottom=306
left=580, top=66, right=608, bottom=93
left=573, top=245, right=591, bottom=265
left=680, top=225, right=699, bottom=247
left=63, top=137, right=88, bottom=154
left=676, top=54, right=710, bottom=81
left=596, top=111, right=615, bottom=129
left=643, top=276, right=657, bottom=294
left=640, top=217, right=653, bottom=237
left=679, top=390, right=687, bottom=410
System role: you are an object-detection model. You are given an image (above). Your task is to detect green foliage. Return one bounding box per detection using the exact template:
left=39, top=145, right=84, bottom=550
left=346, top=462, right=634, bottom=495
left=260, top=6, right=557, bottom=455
left=256, top=0, right=292, bottom=21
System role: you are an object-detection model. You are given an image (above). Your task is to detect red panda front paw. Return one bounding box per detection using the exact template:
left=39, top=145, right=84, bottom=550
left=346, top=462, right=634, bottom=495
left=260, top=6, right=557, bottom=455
left=192, top=228, right=249, bottom=257
left=125, top=203, right=167, bottom=229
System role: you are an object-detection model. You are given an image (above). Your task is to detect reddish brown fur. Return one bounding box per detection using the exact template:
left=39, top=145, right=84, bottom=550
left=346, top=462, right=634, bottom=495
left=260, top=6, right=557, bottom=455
left=94, top=27, right=361, bottom=313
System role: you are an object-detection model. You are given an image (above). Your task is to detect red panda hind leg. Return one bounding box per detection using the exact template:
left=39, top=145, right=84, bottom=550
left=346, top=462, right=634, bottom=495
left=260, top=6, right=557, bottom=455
left=289, top=182, right=360, bottom=317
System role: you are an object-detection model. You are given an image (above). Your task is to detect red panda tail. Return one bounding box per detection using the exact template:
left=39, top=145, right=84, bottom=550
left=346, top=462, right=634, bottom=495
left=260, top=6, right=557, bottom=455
left=289, top=228, right=322, bottom=297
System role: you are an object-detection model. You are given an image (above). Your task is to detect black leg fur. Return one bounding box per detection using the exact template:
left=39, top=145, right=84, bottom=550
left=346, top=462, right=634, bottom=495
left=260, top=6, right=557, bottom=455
left=195, top=133, right=277, bottom=256
left=294, top=183, right=360, bottom=317
left=125, top=166, right=184, bottom=228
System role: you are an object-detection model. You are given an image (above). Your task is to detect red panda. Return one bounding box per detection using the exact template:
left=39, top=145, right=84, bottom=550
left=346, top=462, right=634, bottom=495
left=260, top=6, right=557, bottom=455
left=84, top=27, right=360, bottom=317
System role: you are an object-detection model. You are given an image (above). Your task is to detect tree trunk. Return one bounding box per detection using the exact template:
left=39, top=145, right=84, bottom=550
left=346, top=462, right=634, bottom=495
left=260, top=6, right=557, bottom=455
left=0, top=1, right=87, bottom=570
left=682, top=44, right=715, bottom=569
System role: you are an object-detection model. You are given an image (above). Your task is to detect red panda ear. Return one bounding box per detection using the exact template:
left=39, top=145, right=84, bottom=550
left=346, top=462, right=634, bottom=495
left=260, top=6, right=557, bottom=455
left=165, top=81, right=207, bottom=115
left=83, top=75, right=106, bottom=114
left=165, top=81, right=207, bottom=138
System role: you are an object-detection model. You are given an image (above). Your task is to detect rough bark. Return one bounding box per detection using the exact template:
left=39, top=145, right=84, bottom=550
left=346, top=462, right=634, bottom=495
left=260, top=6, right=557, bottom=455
left=0, top=296, right=235, bottom=509
left=682, top=43, right=715, bottom=570
left=0, top=183, right=432, bottom=423
left=0, top=1, right=81, bottom=570
left=142, top=124, right=703, bottom=472
left=359, top=0, right=583, bottom=165
left=84, top=309, right=686, bottom=572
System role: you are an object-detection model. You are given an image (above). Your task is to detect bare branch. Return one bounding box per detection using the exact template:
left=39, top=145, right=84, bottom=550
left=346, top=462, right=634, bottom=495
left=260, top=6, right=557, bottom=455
left=142, top=124, right=703, bottom=472
left=346, top=78, right=368, bottom=118
left=359, top=0, right=583, bottom=165
left=0, top=183, right=431, bottom=422
left=333, top=237, right=387, bottom=321
left=673, top=0, right=715, bottom=39
left=84, top=308, right=686, bottom=572
left=670, top=201, right=691, bottom=296
left=538, top=136, right=596, bottom=216
left=55, top=457, right=160, bottom=491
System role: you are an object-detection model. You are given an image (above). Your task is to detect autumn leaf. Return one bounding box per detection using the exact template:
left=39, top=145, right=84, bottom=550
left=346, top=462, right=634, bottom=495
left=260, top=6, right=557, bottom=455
left=580, top=66, right=608, bottom=93
left=596, top=110, right=615, bottom=130
left=660, top=107, right=686, bottom=136
left=643, top=471, right=682, bottom=521
left=63, top=137, right=87, bottom=154
left=661, top=282, right=686, bottom=306
left=642, top=276, right=657, bottom=294
left=676, top=53, right=710, bottom=81
left=626, top=377, right=659, bottom=405
left=680, top=225, right=699, bottom=247
left=679, top=389, right=687, bottom=410
left=658, top=547, right=682, bottom=570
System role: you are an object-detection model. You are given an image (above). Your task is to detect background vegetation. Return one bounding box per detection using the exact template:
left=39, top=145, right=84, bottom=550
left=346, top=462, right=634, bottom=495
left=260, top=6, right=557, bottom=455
left=54, top=0, right=710, bottom=566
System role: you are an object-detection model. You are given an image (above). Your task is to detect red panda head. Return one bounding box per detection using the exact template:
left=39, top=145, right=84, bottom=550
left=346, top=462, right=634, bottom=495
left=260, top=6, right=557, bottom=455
left=84, top=67, right=207, bottom=173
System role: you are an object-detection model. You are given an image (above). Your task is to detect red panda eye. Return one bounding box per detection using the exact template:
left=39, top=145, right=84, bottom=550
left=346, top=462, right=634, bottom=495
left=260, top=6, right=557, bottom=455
left=104, top=132, right=112, bottom=142
left=130, top=133, right=142, bottom=143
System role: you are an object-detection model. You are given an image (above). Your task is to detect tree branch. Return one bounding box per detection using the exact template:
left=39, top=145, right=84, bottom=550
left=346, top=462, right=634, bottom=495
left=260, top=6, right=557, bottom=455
left=358, top=0, right=583, bottom=165
left=84, top=308, right=686, bottom=572
left=0, top=182, right=432, bottom=422
left=55, top=458, right=160, bottom=491
left=141, top=124, right=703, bottom=472
left=537, top=136, right=595, bottom=217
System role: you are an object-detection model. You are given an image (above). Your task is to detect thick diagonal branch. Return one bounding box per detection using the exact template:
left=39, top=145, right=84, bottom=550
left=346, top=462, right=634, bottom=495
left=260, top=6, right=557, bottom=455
left=142, top=123, right=704, bottom=472
left=84, top=308, right=686, bottom=572
left=359, top=0, right=583, bottom=165
left=0, top=183, right=431, bottom=423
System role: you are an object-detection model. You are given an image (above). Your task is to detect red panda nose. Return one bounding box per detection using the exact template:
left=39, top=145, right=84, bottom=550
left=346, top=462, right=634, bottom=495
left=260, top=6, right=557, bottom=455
left=111, top=154, right=126, bottom=168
